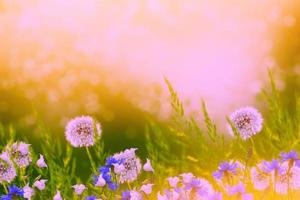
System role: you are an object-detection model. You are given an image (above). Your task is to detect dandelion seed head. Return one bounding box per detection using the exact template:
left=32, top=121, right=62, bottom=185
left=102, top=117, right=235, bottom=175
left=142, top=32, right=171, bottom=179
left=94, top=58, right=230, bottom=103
left=228, top=107, right=263, bottom=140
left=0, top=152, right=16, bottom=183
left=65, top=116, right=101, bottom=147
left=113, top=148, right=141, bottom=183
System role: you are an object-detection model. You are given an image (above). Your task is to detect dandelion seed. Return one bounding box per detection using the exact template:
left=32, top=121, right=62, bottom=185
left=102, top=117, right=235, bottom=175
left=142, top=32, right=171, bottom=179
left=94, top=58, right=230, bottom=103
left=0, top=152, right=16, bottom=184
left=36, top=154, right=47, bottom=168
left=53, top=190, right=62, bottom=200
left=113, top=148, right=141, bottom=183
left=167, top=177, right=180, bottom=188
left=72, top=184, right=86, bottom=195
left=1, top=185, right=24, bottom=200
left=65, top=116, right=101, bottom=147
left=33, top=179, right=47, bottom=191
left=143, top=159, right=154, bottom=172
left=140, top=184, right=154, bottom=195
left=7, top=142, right=32, bottom=168
left=23, top=184, right=35, bottom=200
left=228, top=107, right=263, bottom=140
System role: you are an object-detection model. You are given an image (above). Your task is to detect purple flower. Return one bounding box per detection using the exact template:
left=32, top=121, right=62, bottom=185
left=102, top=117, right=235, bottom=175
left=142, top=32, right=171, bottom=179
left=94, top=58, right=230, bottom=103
left=228, top=107, right=263, bottom=140
left=113, top=148, right=141, bottom=183
left=228, top=183, right=252, bottom=200
left=213, top=161, right=238, bottom=180
left=121, top=190, right=131, bottom=200
left=65, top=116, right=101, bottom=147
left=1, top=185, right=23, bottom=200
left=7, top=142, right=32, bottom=168
left=0, top=152, right=16, bottom=183
left=85, top=196, right=97, bottom=200
left=261, top=159, right=285, bottom=175
left=281, top=151, right=300, bottom=167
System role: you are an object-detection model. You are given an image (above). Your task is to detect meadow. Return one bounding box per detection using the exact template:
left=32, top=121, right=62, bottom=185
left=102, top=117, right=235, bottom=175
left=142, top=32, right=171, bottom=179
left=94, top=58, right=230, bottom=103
left=0, top=71, right=299, bottom=200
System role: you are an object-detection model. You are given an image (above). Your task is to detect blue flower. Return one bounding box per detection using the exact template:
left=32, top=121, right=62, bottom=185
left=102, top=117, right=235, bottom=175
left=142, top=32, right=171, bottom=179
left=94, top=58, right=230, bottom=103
left=106, top=156, right=118, bottom=166
left=281, top=151, right=300, bottom=167
left=121, top=190, right=131, bottom=200
left=85, top=196, right=97, bottom=200
left=1, top=185, right=23, bottom=200
left=261, top=159, right=285, bottom=175
left=99, top=166, right=110, bottom=174
left=108, top=182, right=118, bottom=191
left=213, top=162, right=238, bottom=179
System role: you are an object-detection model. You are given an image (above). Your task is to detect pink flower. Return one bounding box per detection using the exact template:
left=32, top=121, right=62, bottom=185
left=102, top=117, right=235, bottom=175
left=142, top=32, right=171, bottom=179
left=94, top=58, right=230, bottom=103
left=95, top=175, right=106, bottom=187
left=53, top=190, right=62, bottom=200
left=140, top=184, right=154, bottom=195
left=72, top=184, right=86, bottom=195
left=33, top=179, right=47, bottom=190
left=167, top=177, right=180, bottom=188
left=143, top=159, right=154, bottom=172
left=36, top=154, right=47, bottom=168
left=23, top=184, right=35, bottom=199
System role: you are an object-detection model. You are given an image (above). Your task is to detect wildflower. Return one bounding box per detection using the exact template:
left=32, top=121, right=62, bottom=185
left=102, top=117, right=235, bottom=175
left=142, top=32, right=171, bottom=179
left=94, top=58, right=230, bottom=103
left=180, top=173, right=194, bottom=184
left=7, top=142, right=32, bottom=168
left=113, top=163, right=125, bottom=174
left=213, top=161, right=238, bottom=181
left=261, top=159, right=285, bottom=175
left=228, top=107, right=263, bottom=140
left=94, top=175, right=106, bottom=187
left=113, top=148, right=142, bottom=183
left=228, top=183, right=253, bottom=200
left=143, top=159, right=154, bottom=172
left=33, top=179, right=47, bottom=191
left=250, top=163, right=270, bottom=191
left=185, top=178, right=214, bottom=198
left=72, top=184, right=86, bottom=195
left=23, top=184, right=35, bottom=199
left=208, top=192, right=223, bottom=200
left=1, top=185, right=23, bottom=200
left=53, top=190, right=62, bottom=200
left=122, top=190, right=143, bottom=200
left=280, top=150, right=300, bottom=167
left=86, top=196, right=97, bottom=200
left=157, top=189, right=180, bottom=200
left=0, top=152, right=16, bottom=183
left=274, top=162, right=300, bottom=194
left=65, top=116, right=101, bottom=147
left=140, top=184, right=154, bottom=195
left=167, top=176, right=179, bottom=188
left=36, top=154, right=47, bottom=168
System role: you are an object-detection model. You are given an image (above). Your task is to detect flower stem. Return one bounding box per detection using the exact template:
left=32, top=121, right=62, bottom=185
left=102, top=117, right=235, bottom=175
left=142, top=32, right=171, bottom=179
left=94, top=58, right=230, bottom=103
left=86, top=147, right=97, bottom=173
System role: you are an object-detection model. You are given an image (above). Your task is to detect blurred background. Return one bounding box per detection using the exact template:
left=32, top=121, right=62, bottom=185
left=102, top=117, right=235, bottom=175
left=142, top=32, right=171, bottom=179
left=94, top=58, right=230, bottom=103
left=0, top=0, right=299, bottom=154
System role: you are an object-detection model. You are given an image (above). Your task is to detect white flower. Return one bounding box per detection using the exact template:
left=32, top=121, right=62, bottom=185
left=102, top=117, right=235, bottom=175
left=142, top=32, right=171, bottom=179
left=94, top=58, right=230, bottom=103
left=143, top=159, right=154, bottom=172
left=95, top=175, right=106, bottom=187
left=23, top=184, right=35, bottom=199
left=53, top=190, right=63, bottom=200
left=140, top=184, right=153, bottom=195
left=72, top=184, right=86, bottom=195
left=36, top=154, right=47, bottom=168
left=167, top=177, right=179, bottom=188
left=33, top=179, right=47, bottom=190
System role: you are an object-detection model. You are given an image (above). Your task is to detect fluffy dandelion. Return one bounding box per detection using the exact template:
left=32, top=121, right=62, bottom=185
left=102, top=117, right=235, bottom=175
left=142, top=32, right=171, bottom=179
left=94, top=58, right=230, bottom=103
left=33, top=179, right=47, bottom=191
left=0, top=152, right=16, bottom=183
left=72, top=184, right=86, bottom=195
left=23, top=184, right=35, bottom=200
left=140, top=184, right=154, bottom=195
left=65, top=116, right=101, bottom=147
left=228, top=107, right=263, bottom=140
left=7, top=142, right=32, bottom=168
left=143, top=158, right=154, bottom=172
left=113, top=148, right=142, bottom=183
left=36, top=154, right=47, bottom=168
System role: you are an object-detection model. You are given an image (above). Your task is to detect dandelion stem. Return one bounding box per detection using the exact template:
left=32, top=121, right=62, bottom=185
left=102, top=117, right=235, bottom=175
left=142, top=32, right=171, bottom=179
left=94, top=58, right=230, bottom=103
left=3, top=183, right=8, bottom=194
left=86, top=147, right=97, bottom=173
